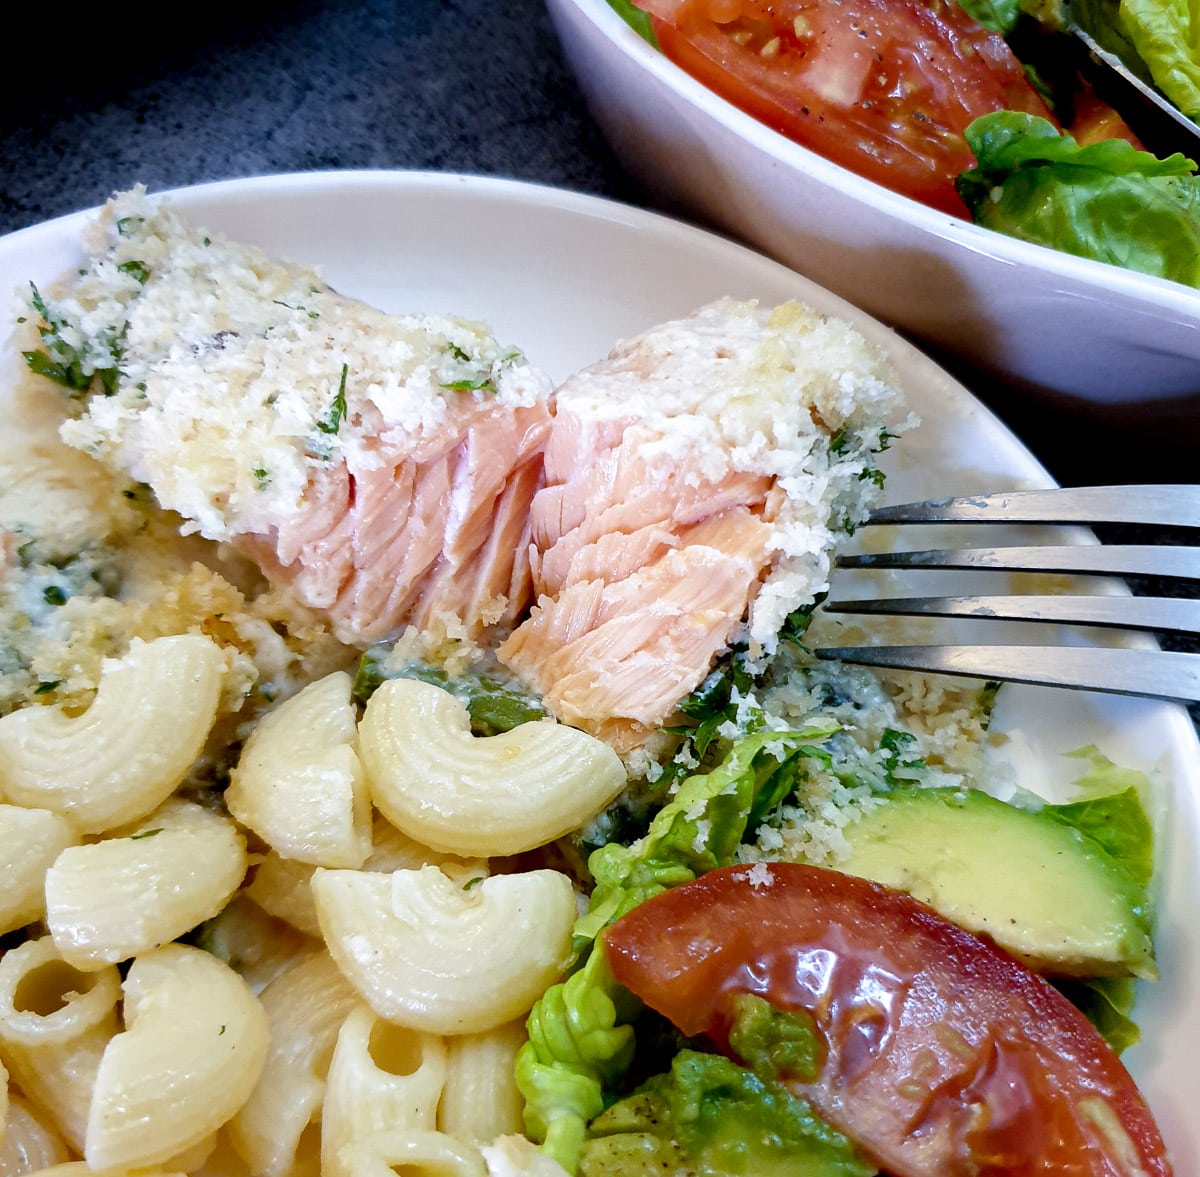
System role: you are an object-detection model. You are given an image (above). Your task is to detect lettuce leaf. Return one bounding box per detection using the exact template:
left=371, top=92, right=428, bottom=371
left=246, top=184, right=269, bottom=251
left=1069, top=0, right=1159, bottom=88
left=1053, top=975, right=1142, bottom=1054
left=604, top=0, right=658, bottom=45
left=575, top=723, right=838, bottom=942
left=516, top=722, right=838, bottom=1173
left=956, top=0, right=1023, bottom=34
left=957, top=112, right=1200, bottom=286
left=1045, top=746, right=1157, bottom=889
left=1120, top=0, right=1200, bottom=120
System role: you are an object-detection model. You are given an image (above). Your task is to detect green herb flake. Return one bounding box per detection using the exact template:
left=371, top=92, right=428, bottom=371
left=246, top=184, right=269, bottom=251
left=33, top=680, right=61, bottom=695
left=130, top=828, right=164, bottom=840
left=42, top=585, right=68, bottom=606
left=117, top=259, right=150, bottom=284
left=441, top=376, right=498, bottom=394
left=272, top=299, right=319, bottom=319
left=253, top=467, right=271, bottom=489
left=828, top=425, right=852, bottom=455
left=24, top=281, right=123, bottom=398
left=315, top=364, right=349, bottom=435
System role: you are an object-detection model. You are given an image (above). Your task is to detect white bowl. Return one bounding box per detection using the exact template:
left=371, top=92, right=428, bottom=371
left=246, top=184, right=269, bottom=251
left=546, top=0, right=1200, bottom=419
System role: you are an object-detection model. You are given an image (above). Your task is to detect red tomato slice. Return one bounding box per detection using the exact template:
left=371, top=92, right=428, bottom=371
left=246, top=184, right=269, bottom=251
left=604, top=862, right=1172, bottom=1177
left=636, top=0, right=1055, bottom=215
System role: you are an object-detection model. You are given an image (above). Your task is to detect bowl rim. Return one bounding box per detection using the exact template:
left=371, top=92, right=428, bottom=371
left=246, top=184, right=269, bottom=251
left=553, top=0, right=1200, bottom=321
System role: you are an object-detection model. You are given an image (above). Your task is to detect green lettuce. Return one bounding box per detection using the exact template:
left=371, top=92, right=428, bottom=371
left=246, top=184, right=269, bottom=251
left=1053, top=975, right=1143, bottom=1054
left=1119, top=0, right=1200, bottom=120
left=604, top=0, right=658, bottom=45
left=1042, top=747, right=1157, bottom=1053
left=957, top=112, right=1200, bottom=285
left=955, top=0, right=1023, bottom=33
left=516, top=721, right=839, bottom=1173
left=1045, top=746, right=1157, bottom=889
left=575, top=723, right=838, bottom=942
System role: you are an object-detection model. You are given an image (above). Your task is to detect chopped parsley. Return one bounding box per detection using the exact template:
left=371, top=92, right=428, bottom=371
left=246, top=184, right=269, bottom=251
left=445, top=376, right=497, bottom=393
left=23, top=282, right=122, bottom=397
left=441, top=375, right=499, bottom=393
left=252, top=467, right=270, bottom=489
left=439, top=343, right=521, bottom=396
left=129, top=828, right=163, bottom=840
left=829, top=425, right=852, bottom=455
left=33, top=680, right=61, bottom=695
left=42, top=585, right=68, bottom=606
left=272, top=299, right=319, bottom=319
left=315, top=364, right=349, bottom=435
left=117, top=259, right=150, bottom=284
left=879, top=728, right=924, bottom=786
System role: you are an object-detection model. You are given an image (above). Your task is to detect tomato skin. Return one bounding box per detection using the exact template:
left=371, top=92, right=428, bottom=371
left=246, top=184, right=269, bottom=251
left=638, top=0, right=1055, bottom=215
left=604, top=862, right=1173, bottom=1177
left=1070, top=83, right=1143, bottom=148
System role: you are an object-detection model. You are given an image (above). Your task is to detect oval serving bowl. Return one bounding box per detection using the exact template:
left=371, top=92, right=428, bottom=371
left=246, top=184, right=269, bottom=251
left=546, top=0, right=1200, bottom=421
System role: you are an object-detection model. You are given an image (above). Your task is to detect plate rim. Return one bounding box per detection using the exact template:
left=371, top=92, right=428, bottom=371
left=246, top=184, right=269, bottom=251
left=3, top=167, right=1197, bottom=1164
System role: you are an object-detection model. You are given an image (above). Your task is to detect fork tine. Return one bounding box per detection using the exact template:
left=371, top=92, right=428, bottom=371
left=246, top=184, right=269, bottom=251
left=814, top=645, right=1200, bottom=704
left=824, top=594, right=1200, bottom=637
left=836, top=544, right=1200, bottom=580
left=865, top=485, right=1200, bottom=527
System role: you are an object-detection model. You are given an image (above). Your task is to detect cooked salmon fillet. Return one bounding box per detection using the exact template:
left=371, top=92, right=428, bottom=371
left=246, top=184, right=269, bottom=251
left=47, top=188, right=554, bottom=642
left=497, top=299, right=905, bottom=748
left=39, top=193, right=906, bottom=749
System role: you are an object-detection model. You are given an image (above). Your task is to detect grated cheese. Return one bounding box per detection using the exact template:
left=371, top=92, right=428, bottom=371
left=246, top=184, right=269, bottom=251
left=51, top=187, right=553, bottom=544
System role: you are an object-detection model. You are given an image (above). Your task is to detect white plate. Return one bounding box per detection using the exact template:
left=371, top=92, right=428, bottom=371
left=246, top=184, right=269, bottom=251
left=546, top=0, right=1200, bottom=419
left=4, top=171, right=1197, bottom=1167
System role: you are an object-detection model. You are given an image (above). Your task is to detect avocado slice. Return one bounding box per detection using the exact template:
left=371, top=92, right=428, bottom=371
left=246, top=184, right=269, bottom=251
left=836, top=787, right=1156, bottom=979
left=579, top=1048, right=872, bottom=1177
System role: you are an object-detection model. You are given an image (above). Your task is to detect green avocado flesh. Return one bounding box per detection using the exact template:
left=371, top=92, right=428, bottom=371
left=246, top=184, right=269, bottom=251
left=837, top=787, right=1155, bottom=979
left=578, top=1046, right=872, bottom=1177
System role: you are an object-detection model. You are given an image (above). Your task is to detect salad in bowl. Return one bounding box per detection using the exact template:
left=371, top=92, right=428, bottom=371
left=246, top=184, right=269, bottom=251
left=546, top=0, right=1200, bottom=411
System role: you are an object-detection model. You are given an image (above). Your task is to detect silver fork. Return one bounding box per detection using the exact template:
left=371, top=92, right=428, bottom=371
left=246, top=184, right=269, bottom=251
left=815, top=485, right=1200, bottom=704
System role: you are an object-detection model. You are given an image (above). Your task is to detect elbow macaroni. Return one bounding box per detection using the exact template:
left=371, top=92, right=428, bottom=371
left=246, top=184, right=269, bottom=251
left=226, top=671, right=372, bottom=869
left=313, top=865, right=577, bottom=1035
left=0, top=938, right=122, bottom=1151
left=333, top=1130, right=487, bottom=1177
left=0, top=635, right=225, bottom=833
left=321, top=1003, right=447, bottom=1177
left=0, top=616, right=637, bottom=1175
left=438, top=1020, right=528, bottom=1144
left=358, top=678, right=626, bottom=856
left=44, top=800, right=248, bottom=971
left=0, top=805, right=78, bottom=937
left=227, top=950, right=357, bottom=1177
left=0, top=1092, right=73, bottom=1175
left=84, top=943, right=270, bottom=1171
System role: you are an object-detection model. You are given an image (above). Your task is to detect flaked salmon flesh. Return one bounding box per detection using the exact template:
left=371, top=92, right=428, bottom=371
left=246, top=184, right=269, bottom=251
left=46, top=192, right=906, bottom=748
left=497, top=298, right=904, bottom=747
left=243, top=401, right=551, bottom=642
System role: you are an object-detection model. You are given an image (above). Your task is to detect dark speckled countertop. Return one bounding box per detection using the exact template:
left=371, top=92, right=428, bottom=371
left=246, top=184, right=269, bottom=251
left=1, top=0, right=1195, bottom=723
